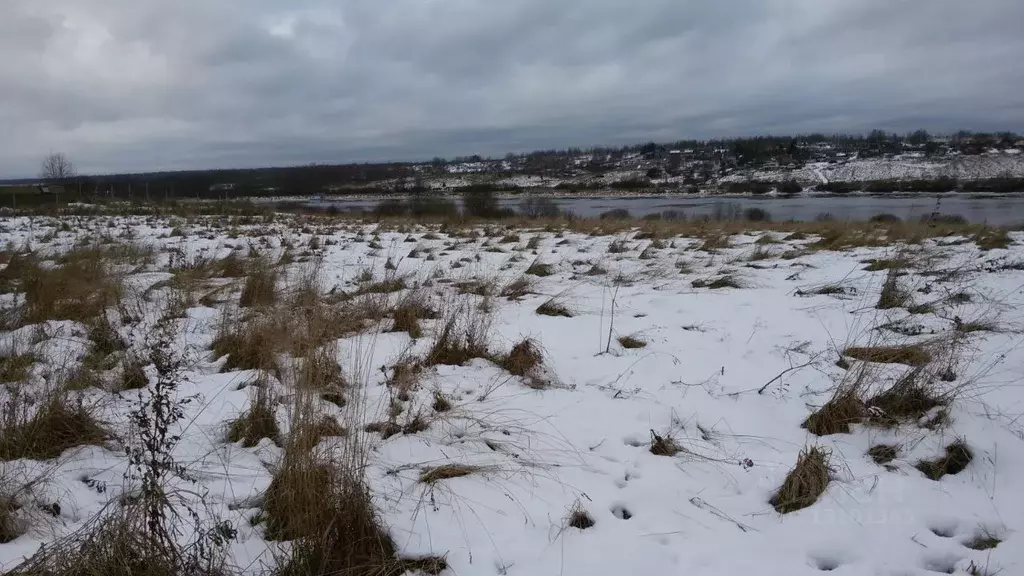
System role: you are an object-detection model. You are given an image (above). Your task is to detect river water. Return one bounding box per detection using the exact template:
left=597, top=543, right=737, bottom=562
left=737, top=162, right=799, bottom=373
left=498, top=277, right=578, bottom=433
left=306, top=193, right=1024, bottom=225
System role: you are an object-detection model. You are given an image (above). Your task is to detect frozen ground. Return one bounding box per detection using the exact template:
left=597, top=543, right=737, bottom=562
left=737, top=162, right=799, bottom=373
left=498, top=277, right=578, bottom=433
left=1, top=215, right=1024, bottom=575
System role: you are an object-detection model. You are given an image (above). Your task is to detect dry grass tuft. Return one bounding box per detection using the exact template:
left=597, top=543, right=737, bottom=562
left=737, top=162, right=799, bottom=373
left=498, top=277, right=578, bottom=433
left=0, top=493, right=20, bottom=543
left=227, top=383, right=280, bottom=447
left=211, top=313, right=280, bottom=373
left=863, top=258, right=908, bottom=271
left=867, top=444, right=899, bottom=465
left=0, top=351, right=35, bottom=382
left=13, top=249, right=123, bottom=327
left=803, top=385, right=866, bottom=436
left=964, top=530, right=1001, bottom=551
left=618, top=335, right=647, bottom=349
left=355, top=278, right=406, bottom=295
left=915, top=439, right=973, bottom=480
left=843, top=344, right=932, bottom=366
left=500, top=276, right=534, bottom=300
left=877, top=270, right=909, bottom=309
left=118, top=357, right=149, bottom=391
left=424, top=303, right=492, bottom=367
left=389, top=292, right=436, bottom=339
left=974, top=228, right=1013, bottom=251
left=432, top=391, right=452, bottom=413
left=649, top=430, right=681, bottom=456
left=419, top=464, right=482, bottom=484
left=865, top=367, right=947, bottom=425
left=770, top=446, right=831, bottom=514
left=497, top=338, right=549, bottom=388
left=83, top=316, right=127, bottom=369
left=0, top=392, right=108, bottom=461
left=240, top=257, right=278, bottom=307
left=692, top=275, right=742, bottom=289
left=536, top=298, right=573, bottom=317
left=525, top=260, right=554, bottom=277
left=567, top=504, right=595, bottom=530
left=296, top=345, right=344, bottom=391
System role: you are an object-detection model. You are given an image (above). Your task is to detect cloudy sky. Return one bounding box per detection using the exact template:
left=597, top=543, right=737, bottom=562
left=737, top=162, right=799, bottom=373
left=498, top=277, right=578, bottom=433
left=2, top=0, right=1023, bottom=176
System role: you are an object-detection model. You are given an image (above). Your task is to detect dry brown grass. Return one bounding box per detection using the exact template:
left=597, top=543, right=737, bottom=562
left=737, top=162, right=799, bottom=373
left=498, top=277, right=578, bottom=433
left=227, top=383, right=280, bottom=447
left=617, top=335, right=647, bottom=349
left=567, top=503, right=595, bottom=530
left=419, top=464, right=482, bottom=484
left=803, top=385, right=866, bottom=436
left=525, top=260, right=555, bottom=277
left=0, top=492, right=19, bottom=544
left=424, top=303, right=492, bottom=367
left=974, top=228, right=1013, bottom=251
left=843, top=344, right=932, bottom=366
left=12, top=249, right=123, bottom=328
left=500, top=276, right=534, bottom=300
left=865, top=367, right=947, bottom=426
left=388, top=291, right=436, bottom=339
left=649, top=430, right=681, bottom=456
left=431, top=391, right=452, bottom=413
left=691, top=275, right=743, bottom=289
left=867, top=444, right=899, bottom=465
left=7, top=505, right=229, bottom=576
left=770, top=446, right=831, bottom=514
left=496, top=338, right=550, bottom=388
left=0, top=391, right=108, bottom=461
left=536, top=298, right=573, bottom=317
left=0, top=351, right=35, bottom=382
left=296, top=344, right=344, bottom=391
left=915, top=439, right=973, bottom=480
left=239, top=257, right=278, bottom=307
left=877, top=269, right=909, bottom=309
left=211, top=312, right=281, bottom=373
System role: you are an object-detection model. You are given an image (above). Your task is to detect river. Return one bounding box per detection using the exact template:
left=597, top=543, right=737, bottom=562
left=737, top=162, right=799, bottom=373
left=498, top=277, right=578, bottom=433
left=304, top=193, right=1024, bottom=226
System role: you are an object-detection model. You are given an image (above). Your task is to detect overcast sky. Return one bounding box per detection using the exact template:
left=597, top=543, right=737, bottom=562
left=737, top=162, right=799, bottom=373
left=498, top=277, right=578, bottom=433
left=2, top=0, right=1023, bottom=177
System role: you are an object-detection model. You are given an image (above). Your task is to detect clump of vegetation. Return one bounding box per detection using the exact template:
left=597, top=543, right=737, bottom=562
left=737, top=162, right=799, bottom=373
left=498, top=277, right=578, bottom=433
left=14, top=249, right=123, bottom=327
left=424, top=304, right=492, bottom=366
left=500, top=276, right=534, bottom=300
left=865, top=367, right=947, bottom=426
left=419, top=464, right=482, bottom=484
left=497, top=338, right=548, bottom=388
left=536, top=298, right=573, bottom=318
left=567, top=504, right=595, bottom=530
left=964, top=529, right=1002, bottom=551
left=867, top=444, right=899, bottom=465
left=211, top=313, right=280, bottom=373
left=877, top=270, right=909, bottom=309
left=618, top=335, right=647, bottom=349
left=431, top=391, right=452, bottom=413
left=915, top=439, right=972, bottom=480
left=843, top=344, right=932, bottom=366
left=692, top=275, right=742, bottom=289
left=354, top=278, right=407, bottom=295
left=389, top=293, right=436, bottom=339
left=649, top=430, right=681, bottom=456
left=525, top=260, right=554, bottom=277
left=119, top=357, right=149, bottom=391
left=974, top=228, right=1013, bottom=251
left=0, top=351, right=35, bottom=383
left=863, top=258, right=907, bottom=271
left=0, top=392, right=108, bottom=461
left=239, top=258, right=278, bottom=307
left=803, top=385, right=865, bottom=436
left=770, top=447, right=831, bottom=514
left=226, top=384, right=280, bottom=447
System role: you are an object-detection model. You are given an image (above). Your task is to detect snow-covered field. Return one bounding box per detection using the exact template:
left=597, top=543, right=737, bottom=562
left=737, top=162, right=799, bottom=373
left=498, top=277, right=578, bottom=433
left=2, top=214, right=1024, bottom=575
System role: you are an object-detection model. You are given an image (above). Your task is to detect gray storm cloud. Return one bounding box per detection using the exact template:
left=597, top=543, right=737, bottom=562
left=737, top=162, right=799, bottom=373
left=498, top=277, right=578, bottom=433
left=2, top=0, right=1022, bottom=176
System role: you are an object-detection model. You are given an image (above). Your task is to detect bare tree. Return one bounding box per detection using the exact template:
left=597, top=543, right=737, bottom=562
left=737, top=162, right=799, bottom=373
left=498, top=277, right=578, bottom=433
left=39, top=153, right=75, bottom=181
